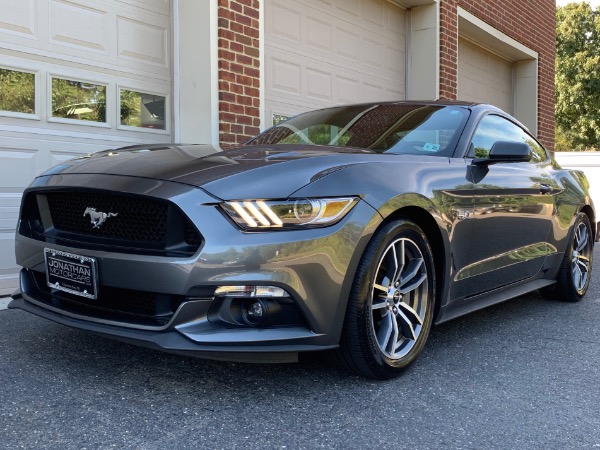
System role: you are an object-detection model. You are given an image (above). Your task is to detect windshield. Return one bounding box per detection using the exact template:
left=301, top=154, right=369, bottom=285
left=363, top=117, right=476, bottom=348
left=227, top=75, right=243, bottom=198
left=248, top=104, right=470, bottom=156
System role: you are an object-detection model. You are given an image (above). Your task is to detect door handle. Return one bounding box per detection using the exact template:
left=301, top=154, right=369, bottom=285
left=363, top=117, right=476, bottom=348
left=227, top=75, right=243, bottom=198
left=539, top=184, right=552, bottom=194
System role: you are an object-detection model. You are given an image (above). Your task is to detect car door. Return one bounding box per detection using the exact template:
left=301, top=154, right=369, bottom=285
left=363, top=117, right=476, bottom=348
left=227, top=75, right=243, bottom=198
left=454, top=114, right=558, bottom=298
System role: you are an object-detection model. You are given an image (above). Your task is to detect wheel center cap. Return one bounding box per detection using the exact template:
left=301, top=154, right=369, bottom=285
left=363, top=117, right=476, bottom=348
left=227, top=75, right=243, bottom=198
left=393, top=290, right=401, bottom=302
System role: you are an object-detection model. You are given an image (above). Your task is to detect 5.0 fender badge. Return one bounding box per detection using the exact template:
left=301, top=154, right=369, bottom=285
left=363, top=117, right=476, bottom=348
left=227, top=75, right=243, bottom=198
left=84, top=207, right=118, bottom=228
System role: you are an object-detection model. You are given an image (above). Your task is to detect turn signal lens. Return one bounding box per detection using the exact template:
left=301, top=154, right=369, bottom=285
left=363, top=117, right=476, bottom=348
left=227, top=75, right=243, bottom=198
left=221, top=197, right=358, bottom=230
left=214, top=285, right=290, bottom=298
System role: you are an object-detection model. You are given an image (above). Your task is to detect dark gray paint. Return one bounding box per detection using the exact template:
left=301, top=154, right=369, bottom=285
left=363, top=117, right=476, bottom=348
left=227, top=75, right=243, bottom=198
left=10, top=102, right=595, bottom=360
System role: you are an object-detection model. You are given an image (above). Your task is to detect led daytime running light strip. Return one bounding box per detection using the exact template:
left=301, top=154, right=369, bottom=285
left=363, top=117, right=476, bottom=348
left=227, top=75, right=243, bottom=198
left=229, top=201, right=285, bottom=228
left=224, top=198, right=356, bottom=229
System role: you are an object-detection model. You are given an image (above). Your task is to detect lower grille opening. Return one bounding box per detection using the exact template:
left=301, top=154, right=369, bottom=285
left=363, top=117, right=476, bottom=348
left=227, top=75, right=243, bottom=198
left=28, top=270, right=186, bottom=327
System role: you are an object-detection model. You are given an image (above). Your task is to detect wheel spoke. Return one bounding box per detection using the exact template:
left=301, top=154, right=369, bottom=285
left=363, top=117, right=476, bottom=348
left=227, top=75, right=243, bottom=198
left=376, top=311, right=393, bottom=350
left=377, top=313, right=393, bottom=349
left=400, top=273, right=426, bottom=294
left=387, top=240, right=405, bottom=285
left=576, top=226, right=588, bottom=252
left=372, top=298, right=388, bottom=310
left=385, top=244, right=399, bottom=284
left=573, top=265, right=583, bottom=290
left=395, top=309, right=416, bottom=342
left=390, top=312, right=400, bottom=352
left=373, top=283, right=388, bottom=293
left=577, top=229, right=588, bottom=252
left=576, top=257, right=589, bottom=272
left=398, top=301, right=423, bottom=326
left=400, top=258, right=423, bottom=284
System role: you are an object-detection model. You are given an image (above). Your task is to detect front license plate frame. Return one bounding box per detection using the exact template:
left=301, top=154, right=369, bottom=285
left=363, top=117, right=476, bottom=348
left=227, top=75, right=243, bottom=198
left=44, top=248, right=98, bottom=299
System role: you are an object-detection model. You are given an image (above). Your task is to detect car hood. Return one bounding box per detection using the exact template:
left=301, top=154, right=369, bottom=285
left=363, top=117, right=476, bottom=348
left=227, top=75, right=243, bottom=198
left=40, top=143, right=412, bottom=199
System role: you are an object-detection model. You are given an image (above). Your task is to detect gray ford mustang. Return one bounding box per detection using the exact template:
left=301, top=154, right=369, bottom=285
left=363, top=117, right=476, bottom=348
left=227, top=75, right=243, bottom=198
left=10, top=101, right=595, bottom=379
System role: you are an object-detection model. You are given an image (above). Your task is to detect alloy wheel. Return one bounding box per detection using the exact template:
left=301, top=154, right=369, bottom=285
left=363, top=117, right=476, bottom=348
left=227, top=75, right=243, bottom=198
left=572, top=221, right=592, bottom=294
left=371, top=238, right=428, bottom=360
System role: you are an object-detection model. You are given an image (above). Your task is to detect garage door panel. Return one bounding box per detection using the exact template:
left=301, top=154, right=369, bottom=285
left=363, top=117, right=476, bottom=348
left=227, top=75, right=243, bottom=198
left=337, top=77, right=360, bottom=103
left=117, top=0, right=169, bottom=16
left=306, top=17, right=332, bottom=53
left=49, top=0, right=109, bottom=53
left=0, top=148, right=39, bottom=189
left=386, top=45, right=405, bottom=75
left=117, top=16, right=169, bottom=67
left=0, top=0, right=36, bottom=38
left=0, top=193, right=21, bottom=231
left=336, top=28, right=360, bottom=61
left=266, top=0, right=406, bottom=123
left=270, top=58, right=301, bottom=95
left=363, top=38, right=385, bottom=68
left=387, top=4, right=405, bottom=33
left=0, top=0, right=173, bottom=293
left=1, top=0, right=171, bottom=82
left=364, top=0, right=386, bottom=26
left=337, top=0, right=359, bottom=16
left=270, top=3, right=301, bottom=43
left=306, top=69, right=333, bottom=102
left=458, top=38, right=513, bottom=114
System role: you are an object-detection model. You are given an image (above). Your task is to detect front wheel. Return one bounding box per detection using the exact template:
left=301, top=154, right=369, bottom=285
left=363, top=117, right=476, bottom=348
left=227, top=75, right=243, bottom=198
left=544, top=213, right=593, bottom=302
left=335, top=219, right=435, bottom=379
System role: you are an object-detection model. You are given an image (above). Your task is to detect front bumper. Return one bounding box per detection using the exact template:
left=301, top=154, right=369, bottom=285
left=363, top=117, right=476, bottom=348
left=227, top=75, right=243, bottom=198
left=12, top=173, right=381, bottom=359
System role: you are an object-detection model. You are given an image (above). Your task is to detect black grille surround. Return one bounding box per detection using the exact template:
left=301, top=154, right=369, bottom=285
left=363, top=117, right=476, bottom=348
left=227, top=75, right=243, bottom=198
left=19, top=189, right=203, bottom=257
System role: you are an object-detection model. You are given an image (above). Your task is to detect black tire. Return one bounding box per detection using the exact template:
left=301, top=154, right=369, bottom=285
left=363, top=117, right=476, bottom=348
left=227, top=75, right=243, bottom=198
left=334, top=219, right=435, bottom=379
left=543, top=213, right=593, bottom=302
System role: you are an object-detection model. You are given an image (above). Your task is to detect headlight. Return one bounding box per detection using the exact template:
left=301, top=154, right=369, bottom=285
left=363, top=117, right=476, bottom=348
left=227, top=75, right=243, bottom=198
left=221, top=197, right=358, bottom=230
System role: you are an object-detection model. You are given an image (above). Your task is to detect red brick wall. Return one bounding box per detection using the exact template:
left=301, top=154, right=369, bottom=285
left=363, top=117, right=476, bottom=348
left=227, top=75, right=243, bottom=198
left=440, top=0, right=556, bottom=151
left=217, top=0, right=260, bottom=148
left=216, top=0, right=555, bottom=151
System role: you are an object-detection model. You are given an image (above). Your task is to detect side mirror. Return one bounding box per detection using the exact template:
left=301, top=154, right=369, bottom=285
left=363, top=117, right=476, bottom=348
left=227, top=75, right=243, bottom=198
left=472, top=141, right=531, bottom=165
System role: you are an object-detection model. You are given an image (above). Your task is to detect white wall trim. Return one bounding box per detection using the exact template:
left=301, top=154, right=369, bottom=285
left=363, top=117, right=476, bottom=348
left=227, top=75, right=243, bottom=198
left=259, top=0, right=266, bottom=131
left=209, top=0, right=219, bottom=147
left=457, top=7, right=538, bottom=61
left=173, top=0, right=181, bottom=143
left=175, top=0, right=219, bottom=146
left=406, top=2, right=439, bottom=100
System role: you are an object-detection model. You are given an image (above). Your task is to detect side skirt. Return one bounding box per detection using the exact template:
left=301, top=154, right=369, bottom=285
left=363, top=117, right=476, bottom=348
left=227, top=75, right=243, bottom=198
left=435, top=278, right=555, bottom=325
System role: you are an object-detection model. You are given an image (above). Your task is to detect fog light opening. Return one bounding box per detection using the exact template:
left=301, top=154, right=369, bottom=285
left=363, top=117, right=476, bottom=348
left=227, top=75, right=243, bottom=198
left=241, top=298, right=281, bottom=327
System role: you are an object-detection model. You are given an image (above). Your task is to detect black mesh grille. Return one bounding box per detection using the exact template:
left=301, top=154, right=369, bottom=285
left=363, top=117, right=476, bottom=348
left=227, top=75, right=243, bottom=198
left=31, top=270, right=186, bottom=326
left=185, top=221, right=202, bottom=246
left=47, top=191, right=169, bottom=244
left=20, top=190, right=203, bottom=256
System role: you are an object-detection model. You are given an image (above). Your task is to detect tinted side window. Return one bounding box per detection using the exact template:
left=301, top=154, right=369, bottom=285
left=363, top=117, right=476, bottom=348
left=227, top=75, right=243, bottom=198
left=468, top=115, right=548, bottom=162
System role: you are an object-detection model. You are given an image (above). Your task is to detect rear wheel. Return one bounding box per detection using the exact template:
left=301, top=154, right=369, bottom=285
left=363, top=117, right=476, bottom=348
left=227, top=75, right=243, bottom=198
left=544, top=213, right=593, bottom=302
left=335, top=219, right=435, bottom=379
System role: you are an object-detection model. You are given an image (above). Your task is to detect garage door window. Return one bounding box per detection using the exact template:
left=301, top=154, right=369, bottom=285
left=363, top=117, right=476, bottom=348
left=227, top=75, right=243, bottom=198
left=120, top=89, right=166, bottom=130
left=0, top=68, right=35, bottom=115
left=51, top=77, right=106, bottom=123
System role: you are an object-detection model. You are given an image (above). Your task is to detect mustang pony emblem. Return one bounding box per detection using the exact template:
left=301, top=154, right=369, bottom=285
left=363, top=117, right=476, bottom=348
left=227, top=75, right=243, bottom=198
left=83, top=207, right=118, bottom=228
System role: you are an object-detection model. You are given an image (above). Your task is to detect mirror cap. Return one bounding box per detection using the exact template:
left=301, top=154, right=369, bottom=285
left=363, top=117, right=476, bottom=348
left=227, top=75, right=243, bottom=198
left=473, top=141, right=531, bottom=165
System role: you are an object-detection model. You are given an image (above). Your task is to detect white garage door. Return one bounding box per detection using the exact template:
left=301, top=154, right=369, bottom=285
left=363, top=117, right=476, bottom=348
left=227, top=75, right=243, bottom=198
left=458, top=38, right=513, bottom=114
left=265, top=0, right=406, bottom=125
left=0, top=0, right=172, bottom=294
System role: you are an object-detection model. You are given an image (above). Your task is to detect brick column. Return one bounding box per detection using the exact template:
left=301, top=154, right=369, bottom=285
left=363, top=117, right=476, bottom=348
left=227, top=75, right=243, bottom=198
left=439, top=0, right=459, bottom=100
left=217, top=0, right=261, bottom=148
